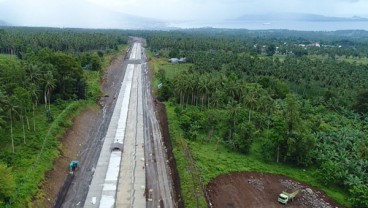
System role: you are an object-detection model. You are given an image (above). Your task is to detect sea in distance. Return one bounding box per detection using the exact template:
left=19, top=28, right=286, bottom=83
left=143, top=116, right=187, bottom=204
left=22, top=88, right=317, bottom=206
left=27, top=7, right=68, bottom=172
left=169, top=20, right=368, bottom=31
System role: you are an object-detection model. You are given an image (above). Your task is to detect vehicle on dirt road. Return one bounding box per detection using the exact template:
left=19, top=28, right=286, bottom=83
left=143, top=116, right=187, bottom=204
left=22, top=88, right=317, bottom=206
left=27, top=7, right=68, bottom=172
left=278, top=188, right=301, bottom=204
left=69, top=160, right=79, bottom=174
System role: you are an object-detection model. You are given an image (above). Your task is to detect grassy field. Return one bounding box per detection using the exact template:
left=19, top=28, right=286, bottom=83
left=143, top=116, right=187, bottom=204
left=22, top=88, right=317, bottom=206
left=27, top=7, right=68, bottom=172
left=165, top=103, right=350, bottom=207
left=148, top=51, right=191, bottom=76
left=0, top=54, right=17, bottom=60
left=148, top=52, right=192, bottom=94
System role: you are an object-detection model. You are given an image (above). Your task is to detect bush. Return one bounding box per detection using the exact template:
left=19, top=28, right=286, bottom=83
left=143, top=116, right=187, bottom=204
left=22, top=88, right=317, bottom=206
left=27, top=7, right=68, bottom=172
left=0, top=163, right=16, bottom=206
left=349, top=185, right=368, bottom=208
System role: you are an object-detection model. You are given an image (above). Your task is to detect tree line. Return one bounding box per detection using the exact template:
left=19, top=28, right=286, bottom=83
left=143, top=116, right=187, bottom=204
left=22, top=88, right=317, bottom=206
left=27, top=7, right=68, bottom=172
left=0, top=27, right=127, bottom=55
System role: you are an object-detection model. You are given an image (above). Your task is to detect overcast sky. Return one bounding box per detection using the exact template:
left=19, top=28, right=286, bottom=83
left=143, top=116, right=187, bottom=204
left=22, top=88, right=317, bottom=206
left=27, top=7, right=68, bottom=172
left=0, top=0, right=367, bottom=28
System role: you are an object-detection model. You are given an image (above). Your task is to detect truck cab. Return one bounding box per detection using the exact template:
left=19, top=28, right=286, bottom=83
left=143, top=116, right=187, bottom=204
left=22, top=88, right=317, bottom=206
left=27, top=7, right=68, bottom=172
left=278, top=193, right=289, bottom=204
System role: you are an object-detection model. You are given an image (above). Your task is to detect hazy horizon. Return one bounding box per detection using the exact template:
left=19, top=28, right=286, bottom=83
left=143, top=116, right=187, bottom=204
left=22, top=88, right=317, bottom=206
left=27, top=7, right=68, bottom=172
left=0, top=0, right=368, bottom=29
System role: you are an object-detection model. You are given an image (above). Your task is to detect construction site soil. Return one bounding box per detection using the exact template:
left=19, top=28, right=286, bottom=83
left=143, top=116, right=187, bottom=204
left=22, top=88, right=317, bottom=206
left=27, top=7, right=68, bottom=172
left=206, top=172, right=342, bottom=208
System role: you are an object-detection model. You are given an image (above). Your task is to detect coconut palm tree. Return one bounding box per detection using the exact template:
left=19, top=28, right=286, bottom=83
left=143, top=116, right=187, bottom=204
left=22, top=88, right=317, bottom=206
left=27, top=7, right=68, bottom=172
left=26, top=64, right=41, bottom=84
left=244, top=85, right=259, bottom=122
left=0, top=90, right=7, bottom=129
left=6, top=99, right=19, bottom=153
left=28, top=83, right=40, bottom=131
left=226, top=100, right=241, bottom=142
left=43, top=71, right=56, bottom=110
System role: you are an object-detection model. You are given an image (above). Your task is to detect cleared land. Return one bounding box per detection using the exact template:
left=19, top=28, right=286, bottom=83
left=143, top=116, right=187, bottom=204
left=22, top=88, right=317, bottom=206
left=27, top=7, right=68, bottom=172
left=207, top=172, right=341, bottom=208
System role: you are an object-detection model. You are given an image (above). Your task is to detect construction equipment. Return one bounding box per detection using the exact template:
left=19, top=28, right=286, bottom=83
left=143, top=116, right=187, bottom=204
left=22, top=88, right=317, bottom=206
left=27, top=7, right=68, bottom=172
left=69, top=160, right=79, bottom=174
left=278, top=188, right=301, bottom=204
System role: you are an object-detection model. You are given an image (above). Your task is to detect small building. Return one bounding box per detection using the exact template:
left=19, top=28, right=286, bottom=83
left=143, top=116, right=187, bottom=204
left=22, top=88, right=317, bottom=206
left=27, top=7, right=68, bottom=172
left=83, top=65, right=91, bottom=70
left=169, top=58, right=179, bottom=63
left=169, top=57, right=187, bottom=64
left=309, top=42, right=321, bottom=47
left=179, top=57, right=187, bottom=63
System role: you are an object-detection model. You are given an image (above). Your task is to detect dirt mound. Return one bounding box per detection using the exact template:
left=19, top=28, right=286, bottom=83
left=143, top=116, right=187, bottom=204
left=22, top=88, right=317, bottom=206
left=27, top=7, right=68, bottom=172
left=206, top=172, right=342, bottom=208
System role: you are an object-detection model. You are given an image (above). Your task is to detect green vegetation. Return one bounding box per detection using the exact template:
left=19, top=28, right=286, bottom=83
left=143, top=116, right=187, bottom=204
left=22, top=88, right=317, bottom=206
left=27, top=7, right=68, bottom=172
left=148, top=29, right=368, bottom=208
left=0, top=27, right=127, bottom=207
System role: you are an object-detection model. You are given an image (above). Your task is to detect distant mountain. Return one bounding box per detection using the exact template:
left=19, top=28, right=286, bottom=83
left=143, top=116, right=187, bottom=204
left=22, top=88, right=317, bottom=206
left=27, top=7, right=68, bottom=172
left=0, top=0, right=167, bottom=29
left=107, top=12, right=168, bottom=29
left=233, top=13, right=368, bottom=22
left=0, top=20, right=9, bottom=26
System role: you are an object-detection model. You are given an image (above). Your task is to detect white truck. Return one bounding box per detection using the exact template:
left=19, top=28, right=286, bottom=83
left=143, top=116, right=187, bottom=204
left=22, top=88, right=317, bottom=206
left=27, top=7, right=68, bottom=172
left=278, top=188, right=301, bottom=204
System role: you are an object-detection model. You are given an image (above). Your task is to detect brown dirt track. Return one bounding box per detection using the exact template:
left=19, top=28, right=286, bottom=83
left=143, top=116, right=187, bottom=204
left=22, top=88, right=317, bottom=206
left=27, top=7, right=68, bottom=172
left=206, top=172, right=342, bottom=208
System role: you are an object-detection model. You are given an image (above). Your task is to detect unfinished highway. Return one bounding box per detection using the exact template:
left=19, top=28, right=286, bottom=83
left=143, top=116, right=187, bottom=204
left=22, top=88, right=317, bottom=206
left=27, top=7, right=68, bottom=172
left=78, top=41, right=175, bottom=208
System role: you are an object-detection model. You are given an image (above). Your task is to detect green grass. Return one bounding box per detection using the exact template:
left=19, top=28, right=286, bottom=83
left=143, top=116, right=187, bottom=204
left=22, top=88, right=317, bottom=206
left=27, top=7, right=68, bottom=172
left=165, top=103, right=350, bottom=208
left=156, top=63, right=192, bottom=79
left=335, top=56, right=368, bottom=64
left=148, top=51, right=192, bottom=91
left=0, top=54, right=17, bottom=60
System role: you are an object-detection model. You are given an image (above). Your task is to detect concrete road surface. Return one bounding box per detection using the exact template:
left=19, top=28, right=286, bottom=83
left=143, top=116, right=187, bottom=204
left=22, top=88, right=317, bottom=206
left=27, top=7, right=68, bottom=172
left=73, top=41, right=175, bottom=208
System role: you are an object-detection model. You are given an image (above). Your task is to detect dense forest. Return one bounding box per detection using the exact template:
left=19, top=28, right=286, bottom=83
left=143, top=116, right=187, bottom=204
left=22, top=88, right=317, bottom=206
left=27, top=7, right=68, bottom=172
left=0, top=27, right=127, bottom=207
left=147, top=29, right=368, bottom=207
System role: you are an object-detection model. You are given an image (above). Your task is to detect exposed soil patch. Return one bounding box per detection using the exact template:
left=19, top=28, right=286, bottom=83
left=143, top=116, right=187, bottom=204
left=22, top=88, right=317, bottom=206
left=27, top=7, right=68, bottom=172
left=32, top=53, right=126, bottom=208
left=206, top=172, right=342, bottom=208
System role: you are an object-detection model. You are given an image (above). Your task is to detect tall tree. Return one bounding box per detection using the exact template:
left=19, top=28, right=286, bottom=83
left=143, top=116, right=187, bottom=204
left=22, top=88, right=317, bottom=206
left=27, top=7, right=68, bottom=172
left=43, top=71, right=56, bottom=110
left=27, top=83, right=39, bottom=131
left=283, top=94, right=302, bottom=133
left=353, top=90, right=368, bottom=114
left=6, top=96, right=19, bottom=153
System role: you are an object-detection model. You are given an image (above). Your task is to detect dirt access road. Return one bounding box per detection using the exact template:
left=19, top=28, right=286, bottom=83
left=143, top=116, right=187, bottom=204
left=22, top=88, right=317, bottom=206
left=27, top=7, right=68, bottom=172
left=206, top=172, right=342, bottom=208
